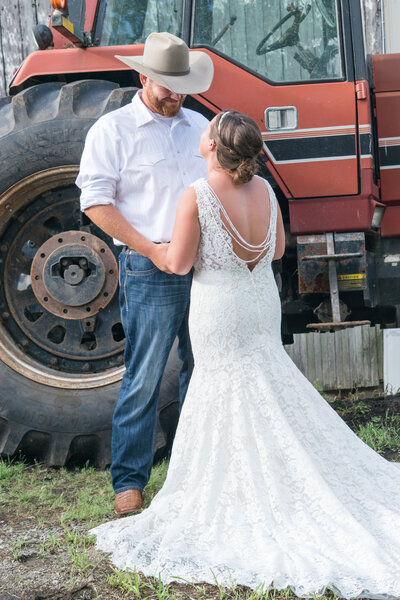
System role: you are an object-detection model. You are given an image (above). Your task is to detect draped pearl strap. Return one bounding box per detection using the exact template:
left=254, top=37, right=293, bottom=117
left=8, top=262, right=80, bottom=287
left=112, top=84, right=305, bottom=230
left=205, top=180, right=276, bottom=264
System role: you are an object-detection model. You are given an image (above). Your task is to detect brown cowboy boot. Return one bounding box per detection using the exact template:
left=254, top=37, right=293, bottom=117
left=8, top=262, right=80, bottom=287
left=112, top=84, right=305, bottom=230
left=114, top=489, right=143, bottom=515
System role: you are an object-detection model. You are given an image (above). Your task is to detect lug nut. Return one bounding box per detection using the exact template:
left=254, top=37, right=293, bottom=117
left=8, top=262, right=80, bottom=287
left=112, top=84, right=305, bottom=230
left=1, top=312, right=9, bottom=319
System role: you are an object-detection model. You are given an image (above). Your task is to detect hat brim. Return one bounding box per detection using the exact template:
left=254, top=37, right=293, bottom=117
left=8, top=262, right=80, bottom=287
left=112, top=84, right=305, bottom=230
left=115, top=51, right=214, bottom=95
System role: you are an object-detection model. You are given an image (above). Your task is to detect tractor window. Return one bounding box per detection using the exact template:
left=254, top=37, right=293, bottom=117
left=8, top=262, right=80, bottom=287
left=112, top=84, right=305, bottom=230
left=193, top=0, right=343, bottom=83
left=100, top=0, right=184, bottom=46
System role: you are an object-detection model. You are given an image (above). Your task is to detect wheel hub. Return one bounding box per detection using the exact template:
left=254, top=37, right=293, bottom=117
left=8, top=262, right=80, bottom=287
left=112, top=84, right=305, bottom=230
left=0, top=167, right=125, bottom=381
left=31, top=231, right=118, bottom=319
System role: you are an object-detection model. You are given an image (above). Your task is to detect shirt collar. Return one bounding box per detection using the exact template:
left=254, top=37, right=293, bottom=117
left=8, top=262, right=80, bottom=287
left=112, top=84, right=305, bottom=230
left=132, top=90, right=190, bottom=128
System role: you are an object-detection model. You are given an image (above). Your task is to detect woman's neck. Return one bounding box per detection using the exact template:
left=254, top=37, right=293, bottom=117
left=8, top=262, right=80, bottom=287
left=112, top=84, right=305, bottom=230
left=207, top=166, right=235, bottom=188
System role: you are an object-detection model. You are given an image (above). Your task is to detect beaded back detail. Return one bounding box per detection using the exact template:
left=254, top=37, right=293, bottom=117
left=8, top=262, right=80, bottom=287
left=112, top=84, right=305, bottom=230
left=191, top=177, right=277, bottom=274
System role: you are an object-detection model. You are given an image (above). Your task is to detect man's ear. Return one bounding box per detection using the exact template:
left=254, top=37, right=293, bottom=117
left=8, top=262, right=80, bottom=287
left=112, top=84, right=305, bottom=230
left=139, top=74, right=148, bottom=87
left=209, top=139, right=216, bottom=150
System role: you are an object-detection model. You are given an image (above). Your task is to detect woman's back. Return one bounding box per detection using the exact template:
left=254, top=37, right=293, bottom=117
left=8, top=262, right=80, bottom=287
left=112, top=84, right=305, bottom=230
left=206, top=174, right=274, bottom=270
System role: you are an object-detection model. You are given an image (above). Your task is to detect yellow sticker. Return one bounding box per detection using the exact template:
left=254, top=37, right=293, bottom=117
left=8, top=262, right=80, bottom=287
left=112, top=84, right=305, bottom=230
left=62, top=16, right=75, bottom=34
left=337, top=274, right=365, bottom=280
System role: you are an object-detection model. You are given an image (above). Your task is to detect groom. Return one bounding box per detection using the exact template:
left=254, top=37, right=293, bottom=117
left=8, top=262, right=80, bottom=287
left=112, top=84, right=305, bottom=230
left=77, top=32, right=214, bottom=514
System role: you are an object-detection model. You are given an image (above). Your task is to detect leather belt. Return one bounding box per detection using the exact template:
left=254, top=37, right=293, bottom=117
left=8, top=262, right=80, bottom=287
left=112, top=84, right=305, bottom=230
left=120, top=243, right=163, bottom=253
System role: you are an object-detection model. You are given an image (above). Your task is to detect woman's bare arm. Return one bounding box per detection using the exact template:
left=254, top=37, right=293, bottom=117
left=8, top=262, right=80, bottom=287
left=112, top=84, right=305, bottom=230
left=154, top=187, right=200, bottom=275
left=273, top=202, right=285, bottom=261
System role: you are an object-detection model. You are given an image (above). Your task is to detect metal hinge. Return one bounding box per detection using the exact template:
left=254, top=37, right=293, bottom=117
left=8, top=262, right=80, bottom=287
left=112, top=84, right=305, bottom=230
left=356, top=81, right=368, bottom=100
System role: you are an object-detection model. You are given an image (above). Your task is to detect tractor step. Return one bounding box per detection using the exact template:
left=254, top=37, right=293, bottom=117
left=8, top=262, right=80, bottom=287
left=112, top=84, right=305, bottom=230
left=306, top=320, right=371, bottom=332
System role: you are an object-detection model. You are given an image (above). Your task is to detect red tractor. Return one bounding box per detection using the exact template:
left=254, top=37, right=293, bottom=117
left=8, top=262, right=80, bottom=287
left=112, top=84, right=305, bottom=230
left=0, top=0, right=399, bottom=466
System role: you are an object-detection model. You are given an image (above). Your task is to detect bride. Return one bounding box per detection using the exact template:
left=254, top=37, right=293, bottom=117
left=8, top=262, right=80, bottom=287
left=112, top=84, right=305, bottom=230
left=91, top=111, right=400, bottom=599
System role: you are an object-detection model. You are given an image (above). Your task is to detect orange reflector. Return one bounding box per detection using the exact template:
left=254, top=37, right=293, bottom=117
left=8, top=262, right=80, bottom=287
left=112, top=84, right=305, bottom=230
left=50, top=0, right=66, bottom=9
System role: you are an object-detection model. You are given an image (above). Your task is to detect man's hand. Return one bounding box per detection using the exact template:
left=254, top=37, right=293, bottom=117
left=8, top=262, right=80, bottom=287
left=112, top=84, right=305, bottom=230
left=149, top=243, right=172, bottom=274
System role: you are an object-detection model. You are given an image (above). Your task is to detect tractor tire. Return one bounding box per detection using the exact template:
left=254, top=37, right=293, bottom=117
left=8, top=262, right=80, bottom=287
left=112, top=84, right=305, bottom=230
left=0, top=80, right=180, bottom=467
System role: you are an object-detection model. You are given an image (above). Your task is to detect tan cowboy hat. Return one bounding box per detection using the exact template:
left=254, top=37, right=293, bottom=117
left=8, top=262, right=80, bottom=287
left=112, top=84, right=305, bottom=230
left=115, top=32, right=214, bottom=95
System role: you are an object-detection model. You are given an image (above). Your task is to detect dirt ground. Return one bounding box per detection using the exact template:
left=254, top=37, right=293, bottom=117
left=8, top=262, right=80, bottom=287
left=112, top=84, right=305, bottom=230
left=1, top=393, right=399, bottom=600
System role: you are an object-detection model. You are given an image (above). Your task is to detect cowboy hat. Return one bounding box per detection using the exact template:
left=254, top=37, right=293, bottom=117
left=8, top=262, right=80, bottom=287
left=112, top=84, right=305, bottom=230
left=115, top=32, right=214, bottom=95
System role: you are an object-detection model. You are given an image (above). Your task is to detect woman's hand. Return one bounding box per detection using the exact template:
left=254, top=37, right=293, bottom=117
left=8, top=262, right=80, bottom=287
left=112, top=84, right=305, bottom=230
left=149, top=243, right=172, bottom=273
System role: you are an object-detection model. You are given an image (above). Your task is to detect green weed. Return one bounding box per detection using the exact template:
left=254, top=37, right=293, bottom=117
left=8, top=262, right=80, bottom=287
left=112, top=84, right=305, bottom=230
left=357, top=410, right=400, bottom=454
left=10, top=538, right=28, bottom=561
left=107, top=566, right=145, bottom=596
left=148, top=573, right=175, bottom=599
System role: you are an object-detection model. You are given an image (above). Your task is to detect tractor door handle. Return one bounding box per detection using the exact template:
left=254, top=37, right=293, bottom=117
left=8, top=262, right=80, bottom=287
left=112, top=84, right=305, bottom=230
left=265, top=106, right=297, bottom=130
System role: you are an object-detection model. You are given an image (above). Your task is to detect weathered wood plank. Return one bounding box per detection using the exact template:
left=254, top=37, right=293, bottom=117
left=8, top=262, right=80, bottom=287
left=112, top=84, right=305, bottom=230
left=376, top=324, right=383, bottom=383
left=0, top=0, right=50, bottom=97
left=285, top=325, right=383, bottom=391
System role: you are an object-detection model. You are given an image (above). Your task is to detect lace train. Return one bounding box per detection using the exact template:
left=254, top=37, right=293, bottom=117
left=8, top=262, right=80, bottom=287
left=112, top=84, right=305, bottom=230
left=91, top=179, right=400, bottom=598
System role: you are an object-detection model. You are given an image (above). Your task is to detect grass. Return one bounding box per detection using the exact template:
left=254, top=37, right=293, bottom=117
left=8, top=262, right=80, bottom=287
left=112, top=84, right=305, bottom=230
left=9, top=537, right=29, bottom=561
left=357, top=410, right=400, bottom=454
left=1, top=398, right=399, bottom=599
left=107, top=567, right=144, bottom=596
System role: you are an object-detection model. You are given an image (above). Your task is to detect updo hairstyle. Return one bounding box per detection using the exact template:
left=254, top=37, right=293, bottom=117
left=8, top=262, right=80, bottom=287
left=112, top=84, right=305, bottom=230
left=209, top=110, right=263, bottom=185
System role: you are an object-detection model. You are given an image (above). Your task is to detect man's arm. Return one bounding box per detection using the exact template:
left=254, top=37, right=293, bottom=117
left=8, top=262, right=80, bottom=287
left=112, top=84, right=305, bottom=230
left=85, top=204, right=172, bottom=272
left=77, top=119, right=171, bottom=271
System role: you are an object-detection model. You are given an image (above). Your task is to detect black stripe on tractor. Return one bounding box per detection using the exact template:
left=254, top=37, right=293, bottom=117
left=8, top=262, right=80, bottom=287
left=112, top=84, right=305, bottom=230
left=360, top=132, right=372, bottom=155
left=379, top=145, right=400, bottom=168
left=265, top=135, right=356, bottom=162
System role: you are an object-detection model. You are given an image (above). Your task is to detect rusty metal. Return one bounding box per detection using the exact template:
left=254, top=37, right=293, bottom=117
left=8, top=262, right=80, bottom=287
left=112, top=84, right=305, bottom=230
left=0, top=166, right=125, bottom=386
left=0, top=167, right=79, bottom=237
left=0, top=324, right=124, bottom=389
left=302, top=252, right=363, bottom=261
left=298, top=232, right=367, bottom=294
left=313, top=299, right=350, bottom=324
left=306, top=320, right=371, bottom=332
left=31, top=231, right=117, bottom=319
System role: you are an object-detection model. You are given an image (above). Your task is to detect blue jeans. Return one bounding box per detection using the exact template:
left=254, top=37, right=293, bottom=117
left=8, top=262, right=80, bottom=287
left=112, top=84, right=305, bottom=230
left=111, top=250, right=193, bottom=494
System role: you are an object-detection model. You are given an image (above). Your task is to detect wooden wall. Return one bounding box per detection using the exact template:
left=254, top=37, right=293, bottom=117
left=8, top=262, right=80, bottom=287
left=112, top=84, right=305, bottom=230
left=0, top=0, right=49, bottom=96
left=285, top=325, right=383, bottom=391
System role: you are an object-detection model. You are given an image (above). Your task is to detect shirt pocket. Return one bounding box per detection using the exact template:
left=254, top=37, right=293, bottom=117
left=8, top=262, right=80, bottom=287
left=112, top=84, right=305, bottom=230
left=132, top=152, right=169, bottom=188
left=136, top=153, right=165, bottom=167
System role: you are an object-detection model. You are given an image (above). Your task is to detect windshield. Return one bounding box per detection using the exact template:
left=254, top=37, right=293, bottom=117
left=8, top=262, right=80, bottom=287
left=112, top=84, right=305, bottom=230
left=193, top=0, right=343, bottom=83
left=99, top=0, right=184, bottom=46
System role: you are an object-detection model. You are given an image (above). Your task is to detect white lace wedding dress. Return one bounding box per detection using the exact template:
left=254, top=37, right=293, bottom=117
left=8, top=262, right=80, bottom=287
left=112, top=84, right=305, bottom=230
left=91, top=178, right=400, bottom=599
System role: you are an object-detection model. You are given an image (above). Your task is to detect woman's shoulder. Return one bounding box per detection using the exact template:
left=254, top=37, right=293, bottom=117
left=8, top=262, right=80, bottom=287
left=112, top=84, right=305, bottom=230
left=189, top=177, right=208, bottom=198
left=190, top=177, right=207, bottom=188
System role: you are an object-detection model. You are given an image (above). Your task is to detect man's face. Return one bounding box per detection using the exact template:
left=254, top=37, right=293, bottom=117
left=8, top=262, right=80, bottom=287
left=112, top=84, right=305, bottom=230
left=142, top=77, right=186, bottom=117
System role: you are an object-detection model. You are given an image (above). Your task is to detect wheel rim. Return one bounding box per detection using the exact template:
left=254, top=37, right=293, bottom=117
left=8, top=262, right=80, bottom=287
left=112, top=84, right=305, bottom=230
left=0, top=166, right=125, bottom=389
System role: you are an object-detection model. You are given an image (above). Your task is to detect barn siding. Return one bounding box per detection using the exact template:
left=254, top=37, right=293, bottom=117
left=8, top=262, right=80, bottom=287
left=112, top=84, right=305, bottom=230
left=0, top=0, right=49, bottom=96
left=285, top=325, right=383, bottom=391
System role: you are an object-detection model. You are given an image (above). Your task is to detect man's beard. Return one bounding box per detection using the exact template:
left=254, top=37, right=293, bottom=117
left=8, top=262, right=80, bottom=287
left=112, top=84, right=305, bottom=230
left=147, top=85, right=185, bottom=117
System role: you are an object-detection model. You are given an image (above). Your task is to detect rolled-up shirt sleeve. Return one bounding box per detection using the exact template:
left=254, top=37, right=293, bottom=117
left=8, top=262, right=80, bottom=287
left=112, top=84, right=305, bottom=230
left=76, top=119, right=120, bottom=211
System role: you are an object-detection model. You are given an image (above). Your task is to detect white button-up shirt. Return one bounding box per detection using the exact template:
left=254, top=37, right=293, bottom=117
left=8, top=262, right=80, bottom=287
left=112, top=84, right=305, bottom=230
left=76, top=91, right=209, bottom=244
